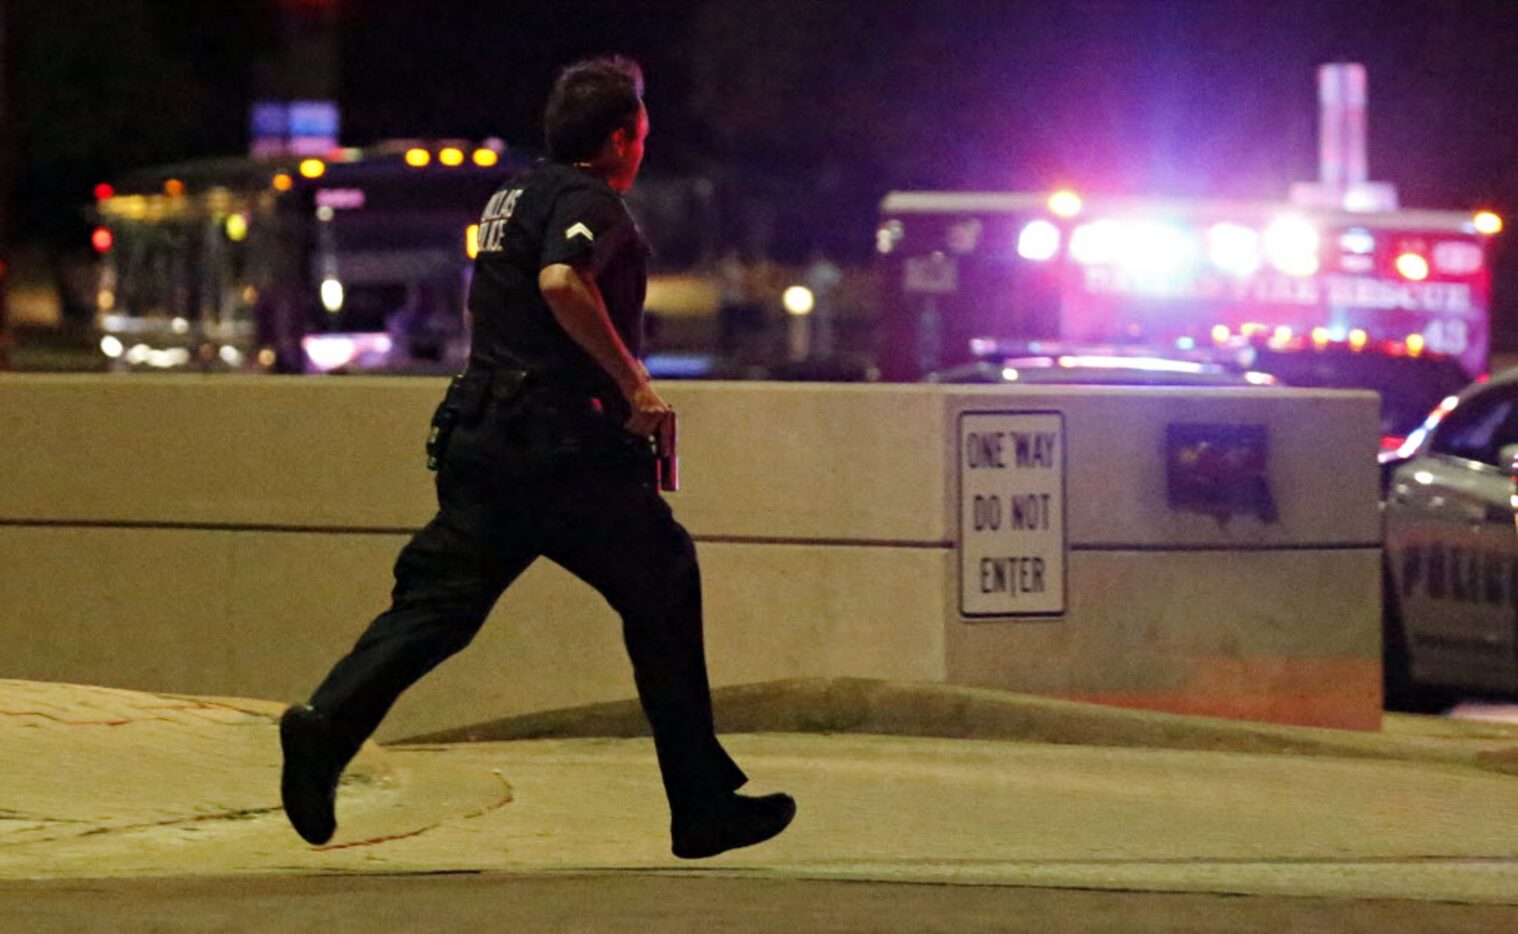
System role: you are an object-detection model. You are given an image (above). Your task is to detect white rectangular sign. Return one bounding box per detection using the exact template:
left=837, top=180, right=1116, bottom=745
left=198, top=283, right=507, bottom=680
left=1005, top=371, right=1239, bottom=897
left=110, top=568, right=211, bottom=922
left=958, top=411, right=1066, bottom=618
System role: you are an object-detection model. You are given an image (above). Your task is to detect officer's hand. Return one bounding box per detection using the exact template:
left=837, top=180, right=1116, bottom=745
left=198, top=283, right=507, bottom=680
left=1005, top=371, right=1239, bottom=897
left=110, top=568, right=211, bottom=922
left=624, top=380, right=672, bottom=438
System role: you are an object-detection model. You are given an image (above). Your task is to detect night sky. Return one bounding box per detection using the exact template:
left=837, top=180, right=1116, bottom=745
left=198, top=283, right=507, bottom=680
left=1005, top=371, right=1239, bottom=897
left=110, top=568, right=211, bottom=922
left=8, top=0, right=1517, bottom=289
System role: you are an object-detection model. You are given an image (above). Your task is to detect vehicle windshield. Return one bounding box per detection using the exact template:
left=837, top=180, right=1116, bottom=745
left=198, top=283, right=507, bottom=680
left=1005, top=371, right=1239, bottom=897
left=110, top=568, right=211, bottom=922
left=101, top=219, right=261, bottom=346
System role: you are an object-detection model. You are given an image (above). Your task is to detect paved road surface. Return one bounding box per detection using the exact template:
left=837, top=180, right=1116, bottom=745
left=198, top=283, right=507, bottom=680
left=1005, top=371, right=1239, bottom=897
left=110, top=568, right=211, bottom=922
left=7, top=679, right=1518, bottom=931
left=8, top=873, right=1518, bottom=933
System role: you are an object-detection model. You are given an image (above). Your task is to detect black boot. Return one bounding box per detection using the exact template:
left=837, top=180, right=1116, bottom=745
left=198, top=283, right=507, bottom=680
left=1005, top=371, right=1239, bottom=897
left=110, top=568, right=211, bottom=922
left=670, top=791, right=797, bottom=859
left=278, top=705, right=350, bottom=845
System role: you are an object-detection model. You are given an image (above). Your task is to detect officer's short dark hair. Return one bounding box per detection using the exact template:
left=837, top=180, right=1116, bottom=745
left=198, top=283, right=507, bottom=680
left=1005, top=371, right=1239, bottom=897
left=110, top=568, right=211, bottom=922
left=544, top=56, right=645, bottom=163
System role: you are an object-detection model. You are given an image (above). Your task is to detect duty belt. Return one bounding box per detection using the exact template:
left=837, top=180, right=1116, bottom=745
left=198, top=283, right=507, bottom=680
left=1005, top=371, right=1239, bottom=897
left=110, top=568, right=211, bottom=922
left=468, top=364, right=617, bottom=420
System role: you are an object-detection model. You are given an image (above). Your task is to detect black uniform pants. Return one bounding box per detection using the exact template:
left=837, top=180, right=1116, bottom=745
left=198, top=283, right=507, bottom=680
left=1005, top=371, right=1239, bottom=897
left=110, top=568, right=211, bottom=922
left=307, top=371, right=746, bottom=810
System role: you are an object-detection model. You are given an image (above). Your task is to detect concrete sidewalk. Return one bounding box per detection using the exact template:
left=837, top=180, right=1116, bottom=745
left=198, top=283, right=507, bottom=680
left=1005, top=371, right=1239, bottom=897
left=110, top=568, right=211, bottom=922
left=6, top=678, right=1518, bottom=930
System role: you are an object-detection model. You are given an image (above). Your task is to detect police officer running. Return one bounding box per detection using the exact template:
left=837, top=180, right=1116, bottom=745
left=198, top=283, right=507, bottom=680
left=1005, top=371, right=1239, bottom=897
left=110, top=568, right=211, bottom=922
left=279, top=56, right=796, bottom=860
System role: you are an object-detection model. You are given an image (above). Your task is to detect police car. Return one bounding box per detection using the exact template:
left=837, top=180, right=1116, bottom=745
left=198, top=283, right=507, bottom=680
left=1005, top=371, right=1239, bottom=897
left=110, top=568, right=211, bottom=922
left=1382, top=368, right=1518, bottom=708
left=927, top=353, right=1277, bottom=387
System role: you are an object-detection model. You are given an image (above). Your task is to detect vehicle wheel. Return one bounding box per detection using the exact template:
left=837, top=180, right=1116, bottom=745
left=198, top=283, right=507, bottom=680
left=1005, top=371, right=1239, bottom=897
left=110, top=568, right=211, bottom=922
left=1382, top=563, right=1454, bottom=714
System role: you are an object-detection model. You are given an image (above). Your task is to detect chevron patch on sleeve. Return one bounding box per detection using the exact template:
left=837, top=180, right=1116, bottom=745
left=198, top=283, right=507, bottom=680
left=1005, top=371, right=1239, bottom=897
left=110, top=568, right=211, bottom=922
left=565, top=222, right=595, bottom=242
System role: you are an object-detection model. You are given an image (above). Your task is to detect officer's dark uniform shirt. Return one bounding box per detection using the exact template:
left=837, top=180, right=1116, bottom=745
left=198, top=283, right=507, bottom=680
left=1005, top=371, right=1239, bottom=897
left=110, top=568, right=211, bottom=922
left=466, top=161, right=648, bottom=415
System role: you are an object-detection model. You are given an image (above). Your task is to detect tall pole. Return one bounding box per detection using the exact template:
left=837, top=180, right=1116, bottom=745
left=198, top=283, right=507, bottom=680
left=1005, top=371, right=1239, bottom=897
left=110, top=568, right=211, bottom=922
left=0, top=0, right=12, bottom=370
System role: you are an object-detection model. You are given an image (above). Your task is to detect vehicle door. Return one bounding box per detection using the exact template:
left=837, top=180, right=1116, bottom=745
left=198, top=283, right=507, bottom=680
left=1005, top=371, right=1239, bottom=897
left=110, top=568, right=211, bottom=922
left=1386, top=385, right=1518, bottom=692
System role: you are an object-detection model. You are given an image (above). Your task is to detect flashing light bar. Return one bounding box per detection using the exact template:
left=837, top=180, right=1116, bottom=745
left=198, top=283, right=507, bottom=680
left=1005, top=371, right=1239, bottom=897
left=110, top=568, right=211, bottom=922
left=1395, top=252, right=1429, bottom=281
left=1056, top=354, right=1207, bottom=374
left=1017, top=220, right=1060, bottom=261
left=1013, top=206, right=1495, bottom=294
left=1433, top=240, right=1482, bottom=275
left=1393, top=393, right=1462, bottom=460
left=1048, top=190, right=1082, bottom=218
left=1339, top=228, right=1375, bottom=254
left=1121, top=221, right=1194, bottom=274
left=1068, top=219, right=1197, bottom=273
left=1206, top=223, right=1262, bottom=277
left=302, top=333, right=394, bottom=373
left=1263, top=216, right=1320, bottom=276
left=1070, top=220, right=1119, bottom=265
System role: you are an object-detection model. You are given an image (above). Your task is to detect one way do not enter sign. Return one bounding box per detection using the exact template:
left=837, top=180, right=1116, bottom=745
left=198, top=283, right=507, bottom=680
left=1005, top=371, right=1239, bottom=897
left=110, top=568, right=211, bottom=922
left=958, top=410, right=1067, bottom=619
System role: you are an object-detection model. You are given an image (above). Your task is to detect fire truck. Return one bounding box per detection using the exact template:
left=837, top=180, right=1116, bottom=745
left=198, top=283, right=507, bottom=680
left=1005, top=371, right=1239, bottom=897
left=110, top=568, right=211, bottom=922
left=874, top=64, right=1503, bottom=438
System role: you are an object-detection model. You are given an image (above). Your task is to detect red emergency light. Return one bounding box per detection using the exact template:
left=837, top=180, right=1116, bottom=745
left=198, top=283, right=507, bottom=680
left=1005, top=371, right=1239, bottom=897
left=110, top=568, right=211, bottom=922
left=91, top=227, right=114, bottom=253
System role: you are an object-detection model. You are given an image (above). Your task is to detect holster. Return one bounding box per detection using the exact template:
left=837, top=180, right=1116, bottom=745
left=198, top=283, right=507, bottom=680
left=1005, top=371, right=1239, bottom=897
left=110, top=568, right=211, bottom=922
left=488, top=368, right=529, bottom=410
left=425, top=369, right=501, bottom=470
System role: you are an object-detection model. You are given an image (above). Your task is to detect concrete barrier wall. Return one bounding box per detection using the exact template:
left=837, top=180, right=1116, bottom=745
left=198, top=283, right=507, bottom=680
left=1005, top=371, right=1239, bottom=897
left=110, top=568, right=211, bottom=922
left=0, top=374, right=1381, bottom=736
left=0, top=376, right=951, bottom=541
left=939, top=385, right=1382, bottom=729
left=0, top=524, right=947, bottom=740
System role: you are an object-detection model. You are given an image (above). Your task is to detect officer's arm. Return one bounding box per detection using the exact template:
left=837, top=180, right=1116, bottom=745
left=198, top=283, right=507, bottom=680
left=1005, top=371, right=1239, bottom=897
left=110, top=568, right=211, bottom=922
left=539, top=263, right=669, bottom=435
